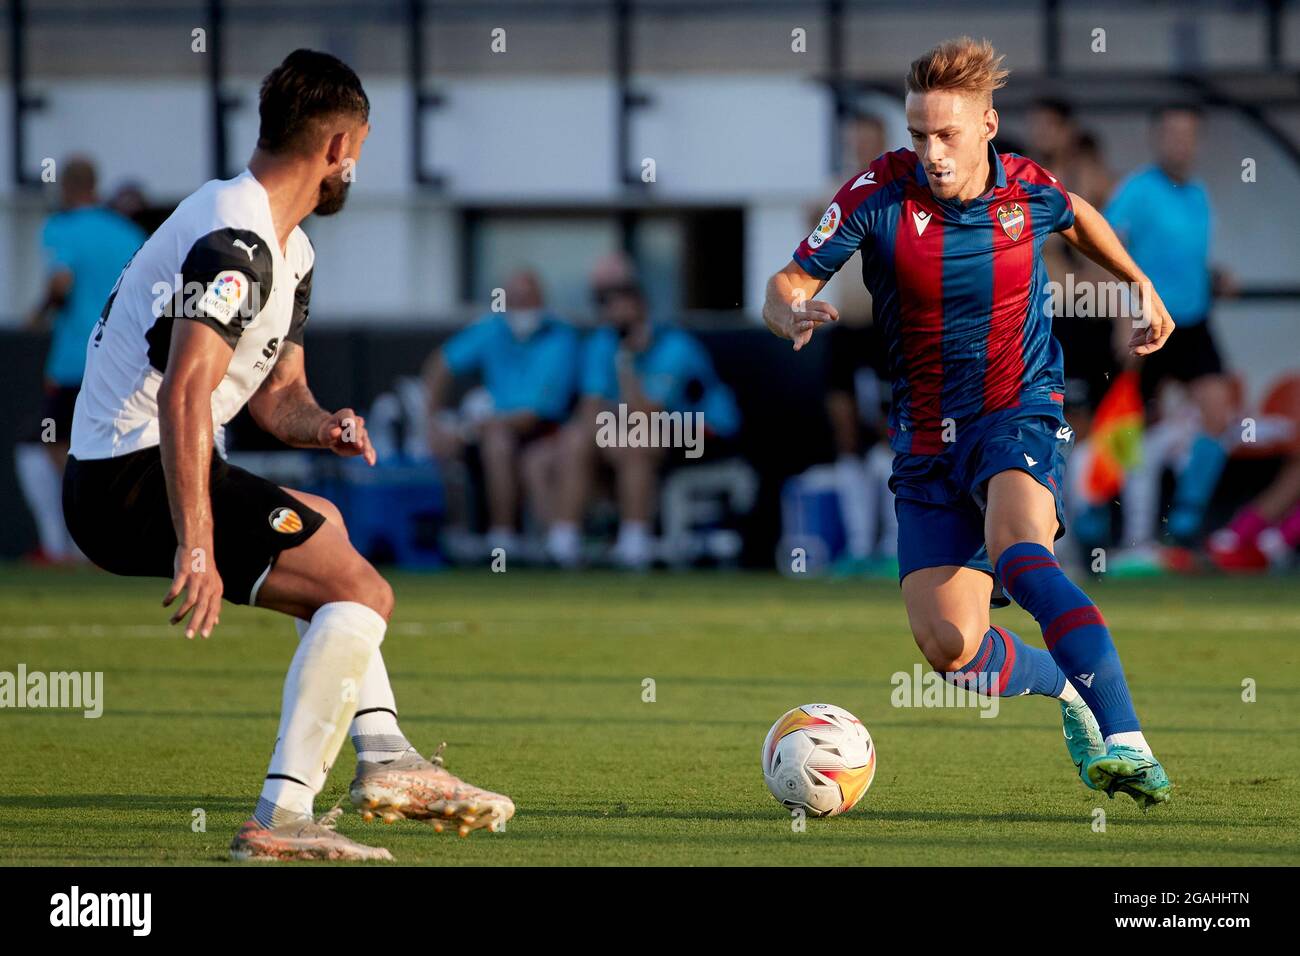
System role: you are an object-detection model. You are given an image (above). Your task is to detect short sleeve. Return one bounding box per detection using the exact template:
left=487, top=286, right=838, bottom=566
left=530, top=325, right=581, bottom=421
left=1003, top=154, right=1075, bottom=234
left=1047, top=184, right=1075, bottom=233
left=286, top=267, right=312, bottom=345
left=442, top=316, right=493, bottom=375
left=792, top=175, right=874, bottom=280
left=41, top=218, right=74, bottom=274
left=170, top=228, right=274, bottom=348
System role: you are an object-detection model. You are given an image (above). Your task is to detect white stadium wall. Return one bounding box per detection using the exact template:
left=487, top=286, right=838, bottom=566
left=1, top=70, right=1298, bottom=402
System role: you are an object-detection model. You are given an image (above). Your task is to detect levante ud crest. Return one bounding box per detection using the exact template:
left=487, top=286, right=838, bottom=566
left=997, top=202, right=1025, bottom=241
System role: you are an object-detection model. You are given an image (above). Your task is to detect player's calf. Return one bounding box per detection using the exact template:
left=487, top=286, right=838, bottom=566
left=995, top=542, right=1153, bottom=758
left=932, top=624, right=1070, bottom=699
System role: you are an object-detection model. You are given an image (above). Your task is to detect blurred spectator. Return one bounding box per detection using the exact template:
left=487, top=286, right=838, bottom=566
left=1207, top=452, right=1300, bottom=572
left=17, top=155, right=145, bottom=564
left=422, top=269, right=580, bottom=555
left=1027, top=98, right=1115, bottom=311
left=1105, top=105, right=1237, bottom=544
left=812, top=110, right=901, bottom=575
left=107, top=179, right=169, bottom=235
left=822, top=323, right=897, bottom=576
left=819, top=110, right=895, bottom=326
left=550, top=253, right=740, bottom=569
left=1027, top=99, right=1114, bottom=206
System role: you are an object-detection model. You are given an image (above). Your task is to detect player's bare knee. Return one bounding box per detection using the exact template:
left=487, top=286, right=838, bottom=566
left=988, top=523, right=1052, bottom=565
left=315, top=498, right=349, bottom=540
left=352, top=567, right=394, bottom=622
left=911, top=616, right=979, bottom=672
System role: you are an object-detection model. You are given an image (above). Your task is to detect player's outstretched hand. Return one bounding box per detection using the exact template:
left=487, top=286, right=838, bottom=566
left=1129, top=280, right=1175, bottom=357
left=766, top=297, right=838, bottom=352
left=319, top=407, right=377, bottom=465
left=164, top=545, right=224, bottom=639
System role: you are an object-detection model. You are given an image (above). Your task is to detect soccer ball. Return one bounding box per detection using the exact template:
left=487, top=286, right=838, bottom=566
left=761, top=703, right=876, bottom=816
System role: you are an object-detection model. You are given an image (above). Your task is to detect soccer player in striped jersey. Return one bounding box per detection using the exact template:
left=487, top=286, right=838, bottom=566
left=764, top=37, right=1175, bottom=806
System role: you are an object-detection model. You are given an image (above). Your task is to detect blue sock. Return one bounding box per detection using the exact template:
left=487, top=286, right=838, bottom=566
left=996, top=542, right=1140, bottom=735
left=1169, top=433, right=1227, bottom=540
left=942, top=625, right=1068, bottom=698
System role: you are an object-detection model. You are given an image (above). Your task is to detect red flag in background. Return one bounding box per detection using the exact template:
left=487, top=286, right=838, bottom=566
left=1084, top=369, right=1144, bottom=506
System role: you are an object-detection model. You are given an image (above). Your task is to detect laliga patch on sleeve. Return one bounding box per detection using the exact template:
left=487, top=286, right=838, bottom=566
left=195, top=270, right=250, bottom=326
left=807, top=202, right=841, bottom=250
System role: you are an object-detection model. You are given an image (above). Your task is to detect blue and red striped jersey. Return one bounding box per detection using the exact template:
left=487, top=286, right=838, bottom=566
left=794, top=144, right=1074, bottom=455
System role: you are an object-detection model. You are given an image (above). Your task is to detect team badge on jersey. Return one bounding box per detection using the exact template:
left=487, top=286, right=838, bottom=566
left=196, top=270, right=250, bottom=326
left=268, top=507, right=303, bottom=534
left=996, top=202, right=1025, bottom=242
left=807, top=202, right=842, bottom=249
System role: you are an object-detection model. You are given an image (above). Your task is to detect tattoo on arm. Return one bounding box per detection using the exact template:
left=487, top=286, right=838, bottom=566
left=259, top=341, right=331, bottom=447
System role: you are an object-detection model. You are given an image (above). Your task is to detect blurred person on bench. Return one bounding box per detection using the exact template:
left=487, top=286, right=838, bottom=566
left=422, top=269, right=580, bottom=557
left=550, top=254, right=740, bottom=569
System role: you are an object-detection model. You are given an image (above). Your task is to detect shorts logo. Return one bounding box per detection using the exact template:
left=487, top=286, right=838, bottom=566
left=997, top=202, right=1025, bottom=242
left=269, top=507, right=303, bottom=534
left=1056, top=425, right=1074, bottom=442
left=807, top=202, right=842, bottom=249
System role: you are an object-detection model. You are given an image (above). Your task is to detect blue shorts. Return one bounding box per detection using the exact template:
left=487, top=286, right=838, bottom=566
left=890, top=403, right=1074, bottom=604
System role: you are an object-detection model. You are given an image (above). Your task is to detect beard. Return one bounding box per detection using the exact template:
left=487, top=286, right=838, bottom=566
left=313, top=172, right=351, bottom=216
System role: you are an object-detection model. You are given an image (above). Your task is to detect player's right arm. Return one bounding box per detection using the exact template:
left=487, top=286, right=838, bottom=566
left=763, top=260, right=837, bottom=352
left=157, top=320, right=234, bottom=639
left=765, top=164, right=882, bottom=351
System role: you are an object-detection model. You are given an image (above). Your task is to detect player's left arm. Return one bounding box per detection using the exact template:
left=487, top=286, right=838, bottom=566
left=247, top=263, right=376, bottom=464
left=247, top=341, right=376, bottom=465
left=1060, top=191, right=1175, bottom=357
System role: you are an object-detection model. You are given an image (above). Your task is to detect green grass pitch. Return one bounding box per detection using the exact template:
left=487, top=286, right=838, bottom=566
left=1, top=564, right=1297, bottom=866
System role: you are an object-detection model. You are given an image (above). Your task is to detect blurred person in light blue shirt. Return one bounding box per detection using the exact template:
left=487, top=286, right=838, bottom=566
left=423, top=270, right=580, bottom=554
left=30, top=157, right=146, bottom=413
left=1105, top=106, right=1237, bottom=544
left=18, top=156, right=145, bottom=563
left=550, top=253, right=741, bottom=569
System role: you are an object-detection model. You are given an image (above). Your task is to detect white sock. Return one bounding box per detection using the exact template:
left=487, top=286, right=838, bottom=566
left=1058, top=681, right=1079, bottom=704
left=255, top=602, right=385, bottom=828
left=350, top=654, right=413, bottom=763
left=15, top=444, right=67, bottom=559
left=867, top=445, right=898, bottom=557
left=486, top=526, right=518, bottom=554
left=834, top=455, right=873, bottom=559
left=614, top=520, right=652, bottom=566
left=1104, top=731, right=1152, bottom=754
left=295, top=618, right=412, bottom=765
left=547, top=521, right=580, bottom=567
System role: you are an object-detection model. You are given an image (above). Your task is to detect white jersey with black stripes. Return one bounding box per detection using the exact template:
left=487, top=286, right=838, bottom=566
left=70, top=168, right=315, bottom=460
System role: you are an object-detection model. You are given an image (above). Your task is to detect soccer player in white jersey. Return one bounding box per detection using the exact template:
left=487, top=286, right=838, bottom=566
left=63, top=50, right=514, bottom=861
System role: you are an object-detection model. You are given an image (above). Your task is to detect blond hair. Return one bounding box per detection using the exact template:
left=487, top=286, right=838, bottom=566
left=905, top=37, right=1009, bottom=106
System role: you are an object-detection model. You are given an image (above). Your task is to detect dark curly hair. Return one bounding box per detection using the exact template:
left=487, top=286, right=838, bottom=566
left=257, top=49, right=369, bottom=156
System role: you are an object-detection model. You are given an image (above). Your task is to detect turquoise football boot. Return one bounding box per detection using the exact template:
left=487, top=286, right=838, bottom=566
left=1061, top=698, right=1106, bottom=788
left=1083, top=744, right=1174, bottom=809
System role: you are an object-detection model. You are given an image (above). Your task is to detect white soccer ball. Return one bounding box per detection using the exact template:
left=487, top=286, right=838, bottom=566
left=761, top=703, right=876, bottom=817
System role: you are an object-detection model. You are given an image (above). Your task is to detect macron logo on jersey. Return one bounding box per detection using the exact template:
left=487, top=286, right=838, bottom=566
left=851, top=170, right=877, bottom=189
left=912, top=209, right=932, bottom=236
